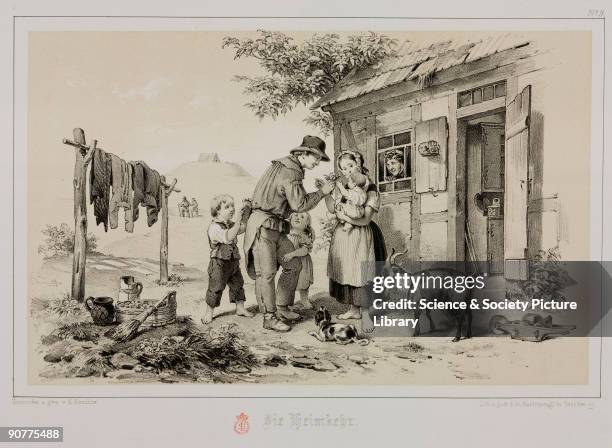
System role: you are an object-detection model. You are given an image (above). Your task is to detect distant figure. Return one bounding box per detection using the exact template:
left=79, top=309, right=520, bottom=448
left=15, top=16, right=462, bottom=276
left=190, top=197, right=199, bottom=217
left=178, top=196, right=190, bottom=217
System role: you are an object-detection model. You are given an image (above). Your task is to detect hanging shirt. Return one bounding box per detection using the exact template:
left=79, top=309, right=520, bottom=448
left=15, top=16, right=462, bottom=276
left=109, top=155, right=133, bottom=230
left=89, top=148, right=111, bottom=232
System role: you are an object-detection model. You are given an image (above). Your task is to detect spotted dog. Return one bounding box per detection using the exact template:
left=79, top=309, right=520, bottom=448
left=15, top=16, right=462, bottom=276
left=308, top=306, right=369, bottom=345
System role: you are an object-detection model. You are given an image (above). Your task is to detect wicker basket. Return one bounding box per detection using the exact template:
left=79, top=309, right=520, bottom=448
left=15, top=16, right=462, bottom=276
left=115, top=291, right=177, bottom=329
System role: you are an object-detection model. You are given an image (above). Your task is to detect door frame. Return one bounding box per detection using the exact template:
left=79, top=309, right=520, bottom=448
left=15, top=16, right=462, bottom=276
left=456, top=104, right=507, bottom=267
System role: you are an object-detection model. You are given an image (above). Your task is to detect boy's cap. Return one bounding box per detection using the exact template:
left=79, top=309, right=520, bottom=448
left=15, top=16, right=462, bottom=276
left=290, top=135, right=330, bottom=162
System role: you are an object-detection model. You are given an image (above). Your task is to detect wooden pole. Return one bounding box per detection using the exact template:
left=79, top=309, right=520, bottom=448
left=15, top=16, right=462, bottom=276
left=70, top=128, right=95, bottom=302
left=160, top=176, right=169, bottom=283
left=159, top=176, right=179, bottom=283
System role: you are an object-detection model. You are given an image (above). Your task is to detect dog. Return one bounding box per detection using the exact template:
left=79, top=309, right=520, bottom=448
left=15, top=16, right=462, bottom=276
left=308, top=306, right=370, bottom=345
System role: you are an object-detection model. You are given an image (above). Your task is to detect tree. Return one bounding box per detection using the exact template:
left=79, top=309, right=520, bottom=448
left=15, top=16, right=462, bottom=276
left=222, top=31, right=397, bottom=135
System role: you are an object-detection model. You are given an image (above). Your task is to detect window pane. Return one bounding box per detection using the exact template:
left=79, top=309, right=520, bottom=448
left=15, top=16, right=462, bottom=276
left=495, top=82, right=506, bottom=98
left=379, top=182, right=393, bottom=193
left=394, top=132, right=411, bottom=146
left=473, top=88, right=483, bottom=104
left=458, top=91, right=472, bottom=107
left=483, top=85, right=494, bottom=101
left=405, top=148, right=412, bottom=176
left=378, top=152, right=386, bottom=182
left=394, top=179, right=411, bottom=191
left=378, top=136, right=393, bottom=149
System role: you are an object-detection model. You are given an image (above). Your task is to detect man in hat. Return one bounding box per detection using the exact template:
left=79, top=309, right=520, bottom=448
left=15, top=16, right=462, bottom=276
left=244, top=136, right=334, bottom=332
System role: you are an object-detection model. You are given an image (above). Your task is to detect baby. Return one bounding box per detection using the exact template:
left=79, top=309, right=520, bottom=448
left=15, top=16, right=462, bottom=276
left=335, top=171, right=370, bottom=231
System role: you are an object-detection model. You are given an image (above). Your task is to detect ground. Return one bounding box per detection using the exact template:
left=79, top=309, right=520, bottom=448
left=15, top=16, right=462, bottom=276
left=28, top=215, right=589, bottom=385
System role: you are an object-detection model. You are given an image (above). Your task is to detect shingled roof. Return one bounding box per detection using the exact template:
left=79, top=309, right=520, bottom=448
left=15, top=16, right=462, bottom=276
left=312, top=34, right=530, bottom=109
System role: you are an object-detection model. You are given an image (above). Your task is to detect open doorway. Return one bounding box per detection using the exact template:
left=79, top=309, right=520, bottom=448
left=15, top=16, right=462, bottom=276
left=464, top=112, right=505, bottom=274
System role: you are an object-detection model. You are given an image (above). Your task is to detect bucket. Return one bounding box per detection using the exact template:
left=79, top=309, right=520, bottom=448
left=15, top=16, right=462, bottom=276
left=118, top=276, right=143, bottom=301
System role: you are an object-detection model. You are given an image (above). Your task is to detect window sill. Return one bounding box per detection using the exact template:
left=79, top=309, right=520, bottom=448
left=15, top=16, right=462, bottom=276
left=380, top=191, right=413, bottom=205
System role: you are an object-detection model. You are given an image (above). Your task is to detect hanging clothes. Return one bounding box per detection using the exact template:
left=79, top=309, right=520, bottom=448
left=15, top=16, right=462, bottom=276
left=141, top=162, right=162, bottom=227
left=129, top=161, right=146, bottom=223
left=89, top=148, right=111, bottom=232
left=109, top=155, right=133, bottom=230
left=124, top=163, right=134, bottom=232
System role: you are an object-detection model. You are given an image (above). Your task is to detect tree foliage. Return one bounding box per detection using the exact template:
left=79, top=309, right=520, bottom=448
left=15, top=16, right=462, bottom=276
left=222, top=31, right=397, bottom=135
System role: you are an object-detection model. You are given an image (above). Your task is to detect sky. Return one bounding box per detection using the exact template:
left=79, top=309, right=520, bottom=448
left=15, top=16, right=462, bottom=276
left=27, top=31, right=333, bottom=178
left=28, top=30, right=504, bottom=179
left=25, top=30, right=533, bottom=242
left=24, top=30, right=593, bottom=264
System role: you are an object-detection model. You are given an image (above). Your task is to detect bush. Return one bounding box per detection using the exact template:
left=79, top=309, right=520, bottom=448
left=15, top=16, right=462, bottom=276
left=47, top=292, right=86, bottom=318
left=314, top=215, right=338, bottom=252
left=38, top=223, right=97, bottom=259
left=313, top=172, right=342, bottom=252
left=506, top=248, right=575, bottom=303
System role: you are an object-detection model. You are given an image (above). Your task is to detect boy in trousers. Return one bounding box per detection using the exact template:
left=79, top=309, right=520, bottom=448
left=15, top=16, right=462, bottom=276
left=201, top=194, right=254, bottom=324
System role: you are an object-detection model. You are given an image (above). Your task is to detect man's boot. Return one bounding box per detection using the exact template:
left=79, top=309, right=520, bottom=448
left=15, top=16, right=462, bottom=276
left=263, top=313, right=291, bottom=332
left=276, top=305, right=301, bottom=321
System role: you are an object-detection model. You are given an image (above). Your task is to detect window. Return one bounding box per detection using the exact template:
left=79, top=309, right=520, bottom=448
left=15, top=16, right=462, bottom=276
left=457, top=80, right=507, bottom=108
left=377, top=131, right=413, bottom=193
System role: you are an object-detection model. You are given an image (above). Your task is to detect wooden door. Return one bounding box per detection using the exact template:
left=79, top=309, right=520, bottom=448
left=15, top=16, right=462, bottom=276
left=504, top=85, right=531, bottom=280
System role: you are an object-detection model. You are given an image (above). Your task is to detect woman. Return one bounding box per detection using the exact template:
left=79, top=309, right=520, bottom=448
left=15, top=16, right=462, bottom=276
left=384, top=149, right=405, bottom=181
left=326, top=150, right=386, bottom=321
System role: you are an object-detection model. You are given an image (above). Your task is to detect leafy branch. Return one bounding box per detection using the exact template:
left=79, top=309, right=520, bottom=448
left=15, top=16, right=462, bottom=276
left=223, top=31, right=397, bottom=135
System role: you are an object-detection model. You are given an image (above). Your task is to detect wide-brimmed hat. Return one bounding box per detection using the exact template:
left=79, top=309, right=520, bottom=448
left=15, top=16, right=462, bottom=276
left=290, top=135, right=330, bottom=162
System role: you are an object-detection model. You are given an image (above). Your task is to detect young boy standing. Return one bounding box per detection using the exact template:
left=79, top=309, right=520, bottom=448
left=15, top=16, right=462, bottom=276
left=202, top=194, right=253, bottom=324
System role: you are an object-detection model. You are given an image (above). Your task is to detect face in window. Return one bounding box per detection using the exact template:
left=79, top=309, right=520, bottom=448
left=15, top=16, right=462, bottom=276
left=384, top=150, right=405, bottom=180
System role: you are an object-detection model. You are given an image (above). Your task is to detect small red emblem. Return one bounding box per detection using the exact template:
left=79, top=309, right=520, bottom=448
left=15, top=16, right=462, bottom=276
left=234, top=412, right=249, bottom=434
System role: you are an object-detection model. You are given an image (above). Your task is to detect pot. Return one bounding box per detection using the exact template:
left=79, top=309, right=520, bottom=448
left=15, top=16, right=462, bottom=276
left=84, top=296, right=115, bottom=326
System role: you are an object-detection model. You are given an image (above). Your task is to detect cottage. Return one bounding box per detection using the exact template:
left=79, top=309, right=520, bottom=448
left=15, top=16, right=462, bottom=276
left=313, top=32, right=591, bottom=280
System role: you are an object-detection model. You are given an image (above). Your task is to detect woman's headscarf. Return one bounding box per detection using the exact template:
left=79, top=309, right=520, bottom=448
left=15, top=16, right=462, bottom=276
left=337, top=149, right=369, bottom=175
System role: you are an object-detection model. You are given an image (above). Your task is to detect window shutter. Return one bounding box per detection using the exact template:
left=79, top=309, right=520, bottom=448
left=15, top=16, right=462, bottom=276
left=414, top=116, right=448, bottom=193
left=504, top=85, right=531, bottom=280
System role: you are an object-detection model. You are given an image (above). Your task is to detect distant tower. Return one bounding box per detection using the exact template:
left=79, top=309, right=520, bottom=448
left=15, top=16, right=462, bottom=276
left=198, top=153, right=221, bottom=163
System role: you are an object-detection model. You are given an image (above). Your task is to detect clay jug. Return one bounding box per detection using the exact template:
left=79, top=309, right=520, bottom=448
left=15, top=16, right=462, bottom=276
left=85, top=297, right=115, bottom=325
left=118, top=276, right=143, bottom=301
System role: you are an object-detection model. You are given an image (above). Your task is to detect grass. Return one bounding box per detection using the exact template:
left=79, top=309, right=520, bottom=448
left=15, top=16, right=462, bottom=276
left=55, top=322, right=101, bottom=343
left=156, top=273, right=186, bottom=287
left=404, top=342, right=425, bottom=353
left=47, top=293, right=86, bottom=318
left=127, top=324, right=258, bottom=374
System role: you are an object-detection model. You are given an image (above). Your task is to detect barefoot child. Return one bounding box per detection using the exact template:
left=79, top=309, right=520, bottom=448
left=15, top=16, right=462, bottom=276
left=282, top=212, right=315, bottom=310
left=202, top=194, right=254, bottom=324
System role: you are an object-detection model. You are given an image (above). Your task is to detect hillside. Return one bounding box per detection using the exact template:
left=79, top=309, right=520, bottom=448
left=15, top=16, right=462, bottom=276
left=165, top=154, right=256, bottom=217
